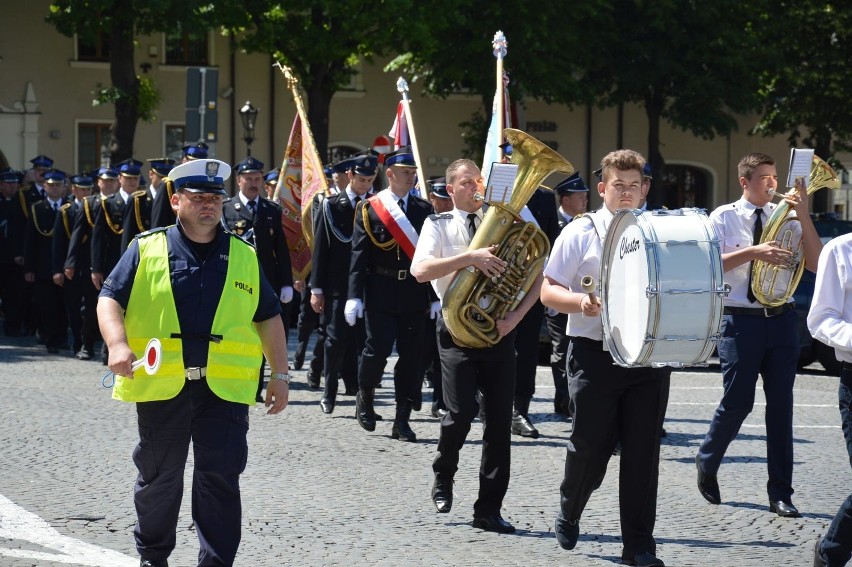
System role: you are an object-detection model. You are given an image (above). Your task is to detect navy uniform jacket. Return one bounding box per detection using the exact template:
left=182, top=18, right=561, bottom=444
left=91, top=193, right=127, bottom=275
left=222, top=196, right=293, bottom=292
left=348, top=193, right=431, bottom=313
left=150, top=178, right=177, bottom=229
left=99, top=224, right=281, bottom=368
left=309, top=191, right=358, bottom=298
left=121, top=187, right=155, bottom=252
left=0, top=195, right=15, bottom=264
left=526, top=187, right=562, bottom=247
left=10, top=185, right=44, bottom=257
left=52, top=201, right=80, bottom=276
left=65, top=194, right=99, bottom=274
left=23, top=199, right=63, bottom=280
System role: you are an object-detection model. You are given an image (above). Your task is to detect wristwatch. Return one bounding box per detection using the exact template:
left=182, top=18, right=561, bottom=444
left=269, top=372, right=290, bottom=384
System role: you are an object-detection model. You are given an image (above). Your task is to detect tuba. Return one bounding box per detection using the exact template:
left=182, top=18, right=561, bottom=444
left=442, top=129, right=574, bottom=348
left=750, top=155, right=840, bottom=307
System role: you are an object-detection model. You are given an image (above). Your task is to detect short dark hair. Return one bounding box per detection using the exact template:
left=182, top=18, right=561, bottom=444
left=738, top=152, right=775, bottom=180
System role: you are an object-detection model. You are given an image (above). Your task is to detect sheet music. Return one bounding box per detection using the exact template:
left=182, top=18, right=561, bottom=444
left=787, top=148, right=813, bottom=187
left=486, top=163, right=518, bottom=203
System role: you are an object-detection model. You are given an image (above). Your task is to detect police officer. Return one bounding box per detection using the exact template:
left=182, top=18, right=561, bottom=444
left=52, top=173, right=95, bottom=358
left=349, top=147, right=432, bottom=441
left=412, top=158, right=541, bottom=533
left=122, top=158, right=175, bottom=249
left=549, top=172, right=590, bottom=418
left=65, top=167, right=119, bottom=360
left=310, top=155, right=376, bottom=413
left=98, top=158, right=289, bottom=567
left=23, top=170, right=69, bottom=353
left=222, top=157, right=294, bottom=402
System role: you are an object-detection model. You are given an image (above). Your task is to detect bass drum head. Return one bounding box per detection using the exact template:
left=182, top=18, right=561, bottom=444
left=601, top=209, right=651, bottom=366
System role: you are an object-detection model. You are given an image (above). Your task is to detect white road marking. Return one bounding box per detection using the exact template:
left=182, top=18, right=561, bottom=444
left=0, top=494, right=137, bottom=566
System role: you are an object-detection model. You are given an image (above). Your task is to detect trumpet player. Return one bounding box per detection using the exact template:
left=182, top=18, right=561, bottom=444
left=541, top=149, right=666, bottom=567
left=411, top=158, right=542, bottom=534
left=695, top=152, right=822, bottom=519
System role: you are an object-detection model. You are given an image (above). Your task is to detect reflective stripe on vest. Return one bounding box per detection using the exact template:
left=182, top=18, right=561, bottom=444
left=113, top=231, right=262, bottom=404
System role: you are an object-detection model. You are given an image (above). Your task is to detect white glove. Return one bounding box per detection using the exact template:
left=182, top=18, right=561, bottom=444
left=344, top=298, right=364, bottom=326
left=430, top=301, right=441, bottom=320
left=279, top=286, right=294, bottom=304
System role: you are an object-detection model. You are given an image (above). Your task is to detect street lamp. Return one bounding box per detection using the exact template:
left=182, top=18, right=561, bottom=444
left=239, top=100, right=258, bottom=157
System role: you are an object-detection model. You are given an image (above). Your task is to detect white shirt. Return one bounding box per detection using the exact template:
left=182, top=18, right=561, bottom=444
left=807, top=233, right=852, bottom=363
left=709, top=197, right=794, bottom=307
left=543, top=207, right=615, bottom=340
left=238, top=192, right=258, bottom=209
left=411, top=207, right=483, bottom=300
left=345, top=186, right=361, bottom=208
left=118, top=188, right=131, bottom=204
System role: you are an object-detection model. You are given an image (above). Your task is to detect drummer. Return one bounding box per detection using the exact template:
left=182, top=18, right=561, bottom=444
left=541, top=149, right=668, bottom=567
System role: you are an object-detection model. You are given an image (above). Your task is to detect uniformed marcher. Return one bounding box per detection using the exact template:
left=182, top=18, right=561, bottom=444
left=92, top=160, right=139, bottom=290
left=23, top=170, right=69, bottom=353
left=222, top=157, right=294, bottom=402
left=411, top=158, right=541, bottom=533
left=310, top=154, right=376, bottom=413
left=349, top=147, right=432, bottom=441
left=122, top=158, right=175, bottom=248
left=0, top=168, right=27, bottom=336
left=549, top=172, right=590, bottom=418
left=52, top=173, right=95, bottom=358
left=263, top=168, right=279, bottom=200
left=542, top=149, right=666, bottom=567
left=97, top=158, right=289, bottom=567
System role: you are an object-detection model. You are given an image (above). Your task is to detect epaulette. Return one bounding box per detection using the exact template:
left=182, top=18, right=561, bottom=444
left=136, top=226, right=169, bottom=239
left=429, top=213, right=453, bottom=221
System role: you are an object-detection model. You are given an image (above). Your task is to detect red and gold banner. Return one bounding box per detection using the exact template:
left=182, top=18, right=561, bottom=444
left=274, top=114, right=311, bottom=281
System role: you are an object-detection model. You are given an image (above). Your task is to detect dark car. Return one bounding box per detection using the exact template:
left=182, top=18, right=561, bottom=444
left=792, top=219, right=852, bottom=374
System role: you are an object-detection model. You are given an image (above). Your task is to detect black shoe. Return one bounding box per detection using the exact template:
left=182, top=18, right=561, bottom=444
left=392, top=420, right=417, bottom=442
left=75, top=348, right=92, bottom=360
left=695, top=455, right=721, bottom=505
left=343, top=387, right=358, bottom=396
left=320, top=396, right=335, bottom=414
left=293, top=344, right=306, bottom=370
left=511, top=412, right=539, bottom=438
left=472, top=514, right=515, bottom=534
left=46, top=346, right=59, bottom=354
left=555, top=513, right=580, bottom=550
left=769, top=499, right=800, bottom=518
left=306, top=372, right=321, bottom=389
left=412, top=398, right=422, bottom=412
left=622, top=551, right=665, bottom=566
left=431, top=406, right=447, bottom=419
left=356, top=390, right=377, bottom=432
left=814, top=537, right=827, bottom=567
left=431, top=476, right=453, bottom=513
left=140, top=559, right=169, bottom=567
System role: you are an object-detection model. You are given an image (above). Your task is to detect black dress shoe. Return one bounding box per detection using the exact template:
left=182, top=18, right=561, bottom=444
left=695, top=455, right=721, bottom=505
left=392, top=420, right=417, bottom=442
left=769, top=499, right=800, bottom=517
left=511, top=412, right=539, bottom=438
left=140, top=559, right=169, bottom=567
left=555, top=513, right=579, bottom=550
left=320, top=396, right=335, bottom=414
left=472, top=513, right=515, bottom=534
left=355, top=390, right=377, bottom=431
left=431, top=407, right=447, bottom=418
left=622, top=551, right=665, bottom=566
left=306, top=372, right=321, bottom=389
left=431, top=477, right=453, bottom=513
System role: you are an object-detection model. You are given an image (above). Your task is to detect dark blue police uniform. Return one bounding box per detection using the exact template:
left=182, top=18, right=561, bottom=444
left=100, top=223, right=280, bottom=565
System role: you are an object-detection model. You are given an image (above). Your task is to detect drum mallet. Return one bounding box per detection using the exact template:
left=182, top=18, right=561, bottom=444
left=580, top=275, right=600, bottom=306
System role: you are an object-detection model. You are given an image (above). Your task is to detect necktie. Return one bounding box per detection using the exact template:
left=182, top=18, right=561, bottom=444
left=247, top=199, right=257, bottom=217
left=354, top=196, right=361, bottom=207
left=467, top=213, right=478, bottom=240
left=398, top=198, right=405, bottom=213
left=746, top=208, right=763, bottom=304
left=53, top=202, right=59, bottom=212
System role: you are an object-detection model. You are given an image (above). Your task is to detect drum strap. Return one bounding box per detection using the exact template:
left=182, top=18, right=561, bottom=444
left=586, top=210, right=607, bottom=243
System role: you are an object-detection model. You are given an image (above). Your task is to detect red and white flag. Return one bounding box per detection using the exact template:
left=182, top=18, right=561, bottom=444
left=388, top=101, right=410, bottom=150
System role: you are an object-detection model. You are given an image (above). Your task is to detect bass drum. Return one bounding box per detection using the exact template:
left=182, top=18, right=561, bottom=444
left=600, top=208, right=726, bottom=367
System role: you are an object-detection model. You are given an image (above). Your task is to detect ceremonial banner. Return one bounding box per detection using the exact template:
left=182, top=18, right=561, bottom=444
left=388, top=101, right=410, bottom=150
left=274, top=113, right=312, bottom=281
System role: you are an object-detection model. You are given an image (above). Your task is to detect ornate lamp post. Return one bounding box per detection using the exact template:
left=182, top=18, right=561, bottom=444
left=238, top=100, right=258, bottom=157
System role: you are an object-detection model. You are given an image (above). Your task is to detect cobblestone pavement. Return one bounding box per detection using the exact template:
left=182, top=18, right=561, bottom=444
left=0, top=331, right=847, bottom=567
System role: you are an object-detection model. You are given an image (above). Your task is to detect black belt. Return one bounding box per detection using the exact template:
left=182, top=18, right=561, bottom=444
left=723, top=303, right=795, bottom=318
left=171, top=333, right=223, bottom=343
left=370, top=265, right=410, bottom=280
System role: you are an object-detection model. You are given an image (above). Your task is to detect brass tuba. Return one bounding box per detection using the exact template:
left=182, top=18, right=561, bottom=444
left=750, top=155, right=840, bottom=307
left=442, top=129, right=574, bottom=348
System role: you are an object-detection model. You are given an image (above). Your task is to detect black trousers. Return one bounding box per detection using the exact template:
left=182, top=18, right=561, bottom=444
left=33, top=279, right=66, bottom=349
left=0, top=261, right=26, bottom=334
left=433, top=314, right=516, bottom=516
left=423, top=314, right=445, bottom=410
left=546, top=310, right=570, bottom=408
left=358, top=307, right=425, bottom=404
left=133, top=380, right=248, bottom=566
left=256, top=302, right=291, bottom=398
left=514, top=300, right=545, bottom=404
left=324, top=297, right=363, bottom=397
left=560, top=337, right=667, bottom=558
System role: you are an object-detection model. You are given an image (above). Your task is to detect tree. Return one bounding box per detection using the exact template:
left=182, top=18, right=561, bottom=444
left=47, top=0, right=210, bottom=163
left=582, top=0, right=779, bottom=207
left=213, top=0, right=435, bottom=160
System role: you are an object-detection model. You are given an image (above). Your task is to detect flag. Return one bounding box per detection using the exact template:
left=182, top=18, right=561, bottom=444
left=273, top=113, right=312, bottom=281
left=388, top=101, right=410, bottom=149
left=482, top=72, right=513, bottom=186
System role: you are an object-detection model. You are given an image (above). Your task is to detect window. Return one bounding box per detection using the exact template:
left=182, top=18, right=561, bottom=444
left=659, top=164, right=711, bottom=209
left=165, top=125, right=185, bottom=161
left=77, top=28, right=110, bottom=62
left=165, top=28, right=208, bottom=66
left=78, top=123, right=112, bottom=173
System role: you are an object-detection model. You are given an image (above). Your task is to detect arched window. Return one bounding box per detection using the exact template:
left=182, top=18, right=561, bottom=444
left=659, top=164, right=711, bottom=209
